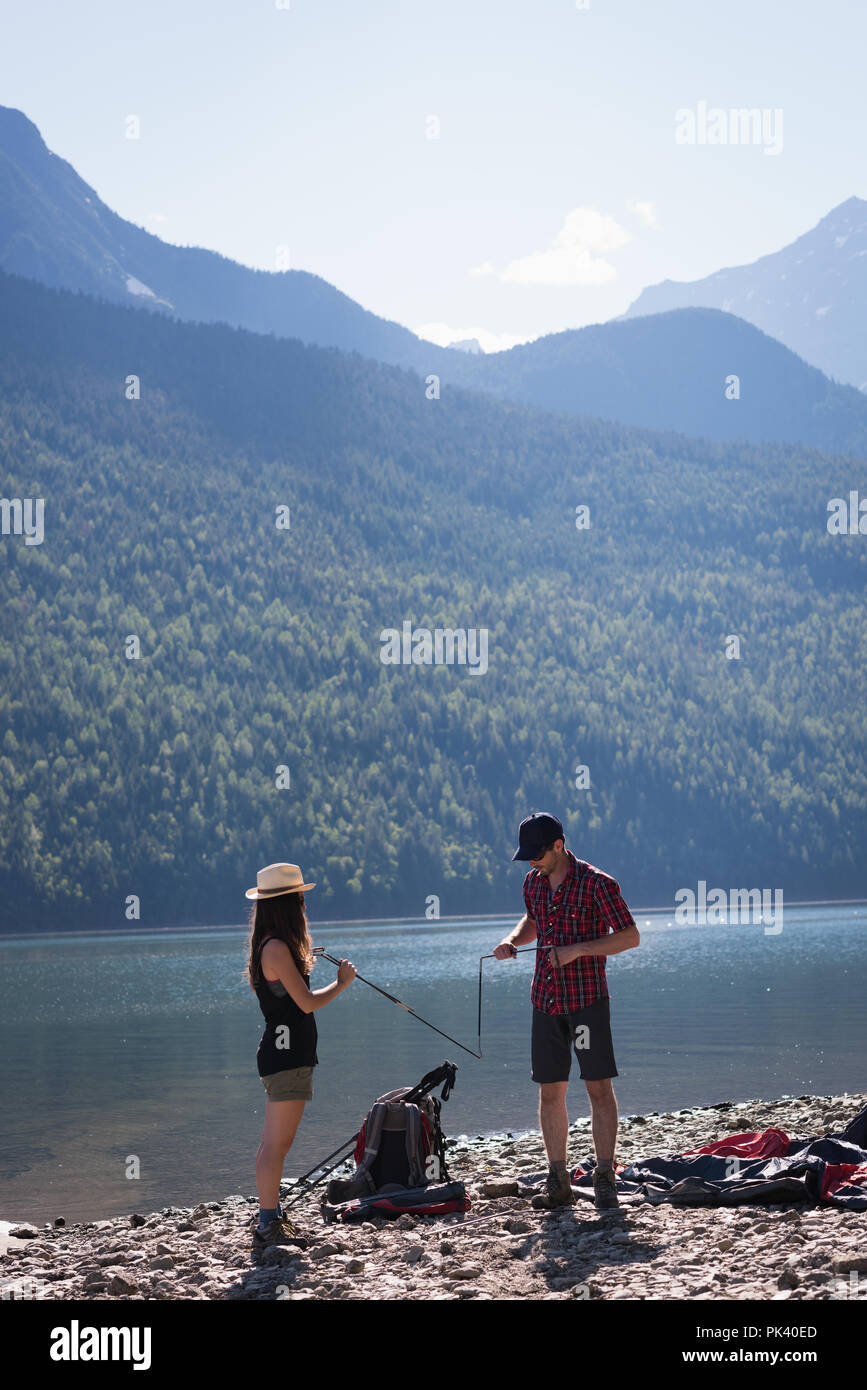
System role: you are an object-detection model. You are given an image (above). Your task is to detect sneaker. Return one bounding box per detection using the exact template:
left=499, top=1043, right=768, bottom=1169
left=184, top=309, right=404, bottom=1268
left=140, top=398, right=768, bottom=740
left=251, top=1215, right=308, bottom=1250
left=592, top=1166, right=619, bottom=1210
left=531, top=1167, right=576, bottom=1210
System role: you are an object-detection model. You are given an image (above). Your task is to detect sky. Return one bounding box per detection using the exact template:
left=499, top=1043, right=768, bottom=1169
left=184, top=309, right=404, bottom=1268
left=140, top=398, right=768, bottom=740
left=1, top=0, right=863, bottom=351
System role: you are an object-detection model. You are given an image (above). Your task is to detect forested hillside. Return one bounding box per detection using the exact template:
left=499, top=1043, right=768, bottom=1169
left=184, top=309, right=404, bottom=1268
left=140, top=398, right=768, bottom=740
left=0, top=269, right=864, bottom=929
left=444, top=308, right=867, bottom=456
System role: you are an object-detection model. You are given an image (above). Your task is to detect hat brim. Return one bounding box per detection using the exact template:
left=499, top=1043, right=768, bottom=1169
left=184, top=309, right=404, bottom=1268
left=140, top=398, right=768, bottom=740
left=512, top=847, right=545, bottom=861
left=245, top=882, right=316, bottom=899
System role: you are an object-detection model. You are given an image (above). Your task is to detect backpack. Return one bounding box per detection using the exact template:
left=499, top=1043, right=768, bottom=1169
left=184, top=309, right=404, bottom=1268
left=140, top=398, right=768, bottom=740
left=324, top=1062, right=468, bottom=1216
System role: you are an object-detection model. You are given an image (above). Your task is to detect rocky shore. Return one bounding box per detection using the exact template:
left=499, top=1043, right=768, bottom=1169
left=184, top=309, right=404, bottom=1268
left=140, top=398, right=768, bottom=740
left=3, top=1091, right=865, bottom=1302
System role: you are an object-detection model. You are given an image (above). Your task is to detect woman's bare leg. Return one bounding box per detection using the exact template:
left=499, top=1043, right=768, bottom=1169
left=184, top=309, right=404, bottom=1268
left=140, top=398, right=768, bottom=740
left=256, top=1098, right=306, bottom=1210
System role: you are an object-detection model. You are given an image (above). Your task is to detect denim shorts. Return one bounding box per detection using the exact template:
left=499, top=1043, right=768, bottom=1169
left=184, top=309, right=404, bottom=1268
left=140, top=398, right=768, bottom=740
left=531, top=997, right=618, bottom=1083
left=260, top=1066, right=314, bottom=1101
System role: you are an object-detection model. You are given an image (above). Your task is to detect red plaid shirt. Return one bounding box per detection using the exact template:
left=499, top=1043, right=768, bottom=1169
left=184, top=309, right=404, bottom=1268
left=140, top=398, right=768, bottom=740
left=523, top=850, right=635, bottom=1014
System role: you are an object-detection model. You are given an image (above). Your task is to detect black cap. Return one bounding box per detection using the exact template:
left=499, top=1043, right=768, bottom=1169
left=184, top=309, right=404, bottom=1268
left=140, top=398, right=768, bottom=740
left=512, top=812, right=565, bottom=861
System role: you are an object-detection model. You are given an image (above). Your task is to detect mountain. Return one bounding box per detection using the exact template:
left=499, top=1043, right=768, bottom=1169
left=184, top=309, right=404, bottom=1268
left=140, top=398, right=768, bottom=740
left=441, top=308, right=867, bottom=455
left=623, top=197, right=867, bottom=391
left=1, top=267, right=864, bottom=929
left=3, top=104, right=867, bottom=456
left=0, top=104, right=436, bottom=373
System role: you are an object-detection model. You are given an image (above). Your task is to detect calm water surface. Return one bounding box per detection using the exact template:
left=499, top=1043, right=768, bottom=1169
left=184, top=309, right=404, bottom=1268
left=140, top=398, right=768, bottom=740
left=0, top=905, right=864, bottom=1222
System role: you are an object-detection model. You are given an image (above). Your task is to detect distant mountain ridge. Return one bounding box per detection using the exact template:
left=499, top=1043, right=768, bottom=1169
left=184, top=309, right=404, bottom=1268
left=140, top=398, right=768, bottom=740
left=2, top=104, right=866, bottom=456
left=623, top=197, right=867, bottom=391
left=447, top=337, right=484, bottom=354
left=0, top=104, right=437, bottom=373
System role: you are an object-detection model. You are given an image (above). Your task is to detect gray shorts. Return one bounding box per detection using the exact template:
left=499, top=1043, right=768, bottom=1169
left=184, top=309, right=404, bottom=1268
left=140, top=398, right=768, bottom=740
left=260, top=1066, right=314, bottom=1101
left=531, top=998, right=618, bottom=1083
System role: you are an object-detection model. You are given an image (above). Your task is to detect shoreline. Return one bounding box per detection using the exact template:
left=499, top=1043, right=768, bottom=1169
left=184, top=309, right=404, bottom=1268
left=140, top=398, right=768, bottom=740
left=2, top=896, right=866, bottom=942
left=3, top=1089, right=865, bottom=1301
left=3, top=1086, right=860, bottom=1233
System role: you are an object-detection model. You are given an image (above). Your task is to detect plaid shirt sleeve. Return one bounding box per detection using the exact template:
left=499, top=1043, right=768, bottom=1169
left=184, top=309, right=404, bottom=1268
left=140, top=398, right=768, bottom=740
left=593, top=874, right=636, bottom=935
left=522, top=873, right=534, bottom=921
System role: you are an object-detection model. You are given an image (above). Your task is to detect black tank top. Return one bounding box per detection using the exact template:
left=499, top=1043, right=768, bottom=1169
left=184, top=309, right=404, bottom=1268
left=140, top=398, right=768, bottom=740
left=254, top=938, right=318, bottom=1074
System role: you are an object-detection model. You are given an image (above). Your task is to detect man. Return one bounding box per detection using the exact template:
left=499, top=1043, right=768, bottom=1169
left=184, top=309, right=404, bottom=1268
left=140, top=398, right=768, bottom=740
left=494, top=812, right=640, bottom=1211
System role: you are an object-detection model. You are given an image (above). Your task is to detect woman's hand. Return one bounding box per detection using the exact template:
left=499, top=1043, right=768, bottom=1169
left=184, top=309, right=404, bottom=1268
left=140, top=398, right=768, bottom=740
left=337, top=958, right=357, bottom=987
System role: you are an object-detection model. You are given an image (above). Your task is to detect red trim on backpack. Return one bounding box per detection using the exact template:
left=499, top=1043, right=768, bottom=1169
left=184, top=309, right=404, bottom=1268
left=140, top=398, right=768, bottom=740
left=353, top=1123, right=367, bottom=1165
left=419, top=1110, right=432, bottom=1159
left=363, top=1196, right=471, bottom=1217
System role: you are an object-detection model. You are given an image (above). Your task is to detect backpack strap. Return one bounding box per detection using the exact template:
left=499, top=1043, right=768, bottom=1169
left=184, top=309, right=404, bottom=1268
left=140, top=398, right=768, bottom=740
left=425, top=1098, right=451, bottom=1183
left=406, top=1062, right=458, bottom=1104
left=353, top=1102, right=388, bottom=1180
left=403, top=1104, right=425, bottom=1187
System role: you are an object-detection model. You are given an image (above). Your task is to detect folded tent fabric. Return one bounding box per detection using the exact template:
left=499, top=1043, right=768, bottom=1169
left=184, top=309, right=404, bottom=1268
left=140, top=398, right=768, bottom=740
left=682, top=1128, right=790, bottom=1160
left=821, top=1163, right=867, bottom=1203
left=569, top=1102, right=867, bottom=1212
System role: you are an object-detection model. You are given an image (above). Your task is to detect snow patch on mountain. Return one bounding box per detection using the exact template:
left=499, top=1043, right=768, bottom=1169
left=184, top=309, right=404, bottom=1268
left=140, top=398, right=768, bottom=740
left=125, top=276, right=157, bottom=299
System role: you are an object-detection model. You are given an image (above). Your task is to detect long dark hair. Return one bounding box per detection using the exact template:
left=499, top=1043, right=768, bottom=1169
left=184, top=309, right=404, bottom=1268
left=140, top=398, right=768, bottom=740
left=247, top=891, right=315, bottom=990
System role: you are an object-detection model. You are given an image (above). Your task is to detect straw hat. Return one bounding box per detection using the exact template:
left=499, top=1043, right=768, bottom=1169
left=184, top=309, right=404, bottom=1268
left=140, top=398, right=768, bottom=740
left=245, top=862, right=316, bottom=900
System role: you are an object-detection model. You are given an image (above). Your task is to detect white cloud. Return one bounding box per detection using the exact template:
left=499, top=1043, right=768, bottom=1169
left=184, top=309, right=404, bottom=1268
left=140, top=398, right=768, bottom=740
left=470, top=261, right=496, bottom=277
left=497, top=207, right=631, bottom=287
left=629, top=200, right=657, bottom=228
left=413, top=321, right=536, bottom=354
left=147, top=211, right=169, bottom=224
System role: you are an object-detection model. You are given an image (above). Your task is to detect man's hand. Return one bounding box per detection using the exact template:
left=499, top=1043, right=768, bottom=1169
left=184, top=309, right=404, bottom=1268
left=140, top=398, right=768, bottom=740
left=495, top=914, right=537, bottom=959
left=552, top=924, right=640, bottom=966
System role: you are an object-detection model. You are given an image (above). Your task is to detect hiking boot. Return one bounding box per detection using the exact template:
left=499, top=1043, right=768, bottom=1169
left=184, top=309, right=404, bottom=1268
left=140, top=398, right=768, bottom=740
left=251, top=1215, right=308, bottom=1250
left=592, top=1165, right=619, bottom=1211
left=531, top=1166, right=576, bottom=1210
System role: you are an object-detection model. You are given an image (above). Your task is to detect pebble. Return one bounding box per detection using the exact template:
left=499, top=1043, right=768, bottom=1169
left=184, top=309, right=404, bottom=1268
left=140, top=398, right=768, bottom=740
left=481, top=1180, right=519, bottom=1198
left=106, top=1271, right=139, bottom=1295
left=831, top=1253, right=867, bottom=1274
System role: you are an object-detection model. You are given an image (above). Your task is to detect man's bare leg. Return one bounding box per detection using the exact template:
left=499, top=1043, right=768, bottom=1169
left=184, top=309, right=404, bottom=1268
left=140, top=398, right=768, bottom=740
left=531, top=1079, right=576, bottom=1208
left=585, top=1077, right=618, bottom=1167
left=539, top=1080, right=570, bottom=1164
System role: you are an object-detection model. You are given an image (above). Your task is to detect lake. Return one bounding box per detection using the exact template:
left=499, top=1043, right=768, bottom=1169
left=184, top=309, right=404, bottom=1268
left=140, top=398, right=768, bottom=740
left=0, top=904, right=864, bottom=1223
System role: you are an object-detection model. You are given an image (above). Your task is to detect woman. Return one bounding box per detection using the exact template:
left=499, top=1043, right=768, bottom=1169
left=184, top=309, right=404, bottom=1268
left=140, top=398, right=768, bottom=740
left=246, top=861, right=356, bottom=1247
